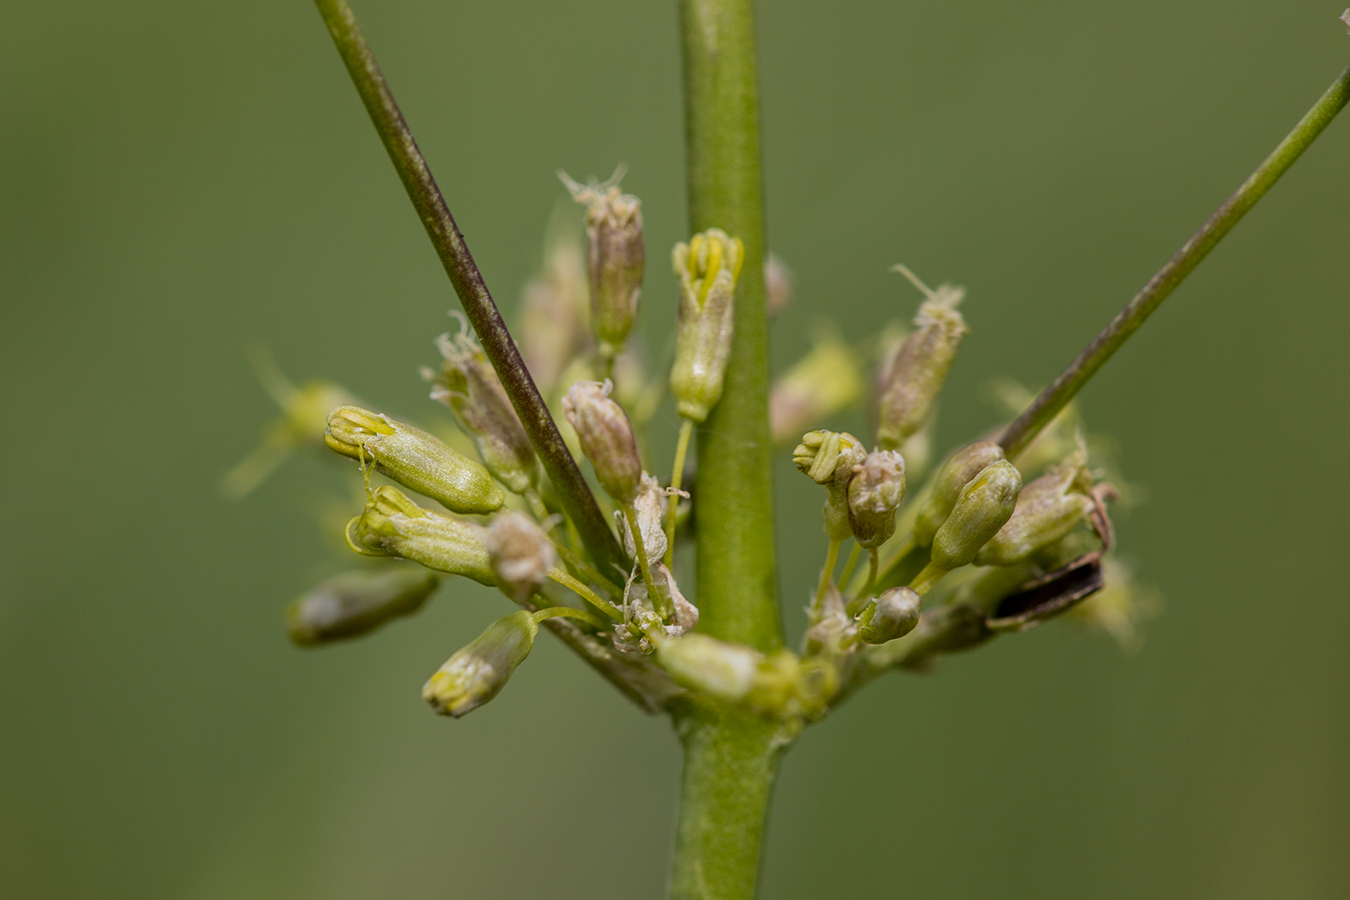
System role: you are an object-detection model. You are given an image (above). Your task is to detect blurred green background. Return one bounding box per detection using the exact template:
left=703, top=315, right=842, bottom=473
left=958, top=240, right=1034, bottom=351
left=3, top=1, right=1348, bottom=897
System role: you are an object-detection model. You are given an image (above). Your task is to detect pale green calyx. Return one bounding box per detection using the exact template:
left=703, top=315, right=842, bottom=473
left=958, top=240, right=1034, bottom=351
left=794, top=430, right=867, bottom=541
left=975, top=449, right=1096, bottom=566
left=856, top=586, right=921, bottom=645
left=425, top=323, right=539, bottom=495
left=486, top=512, right=555, bottom=604
left=423, top=610, right=537, bottom=717
left=287, top=566, right=439, bottom=646
left=930, top=460, right=1023, bottom=570
left=876, top=266, right=969, bottom=450
left=344, top=486, right=495, bottom=585
left=560, top=169, right=644, bottom=362
left=847, top=449, right=906, bottom=548
left=914, top=440, right=1006, bottom=547
left=671, top=228, right=744, bottom=422
left=562, top=380, right=643, bottom=504
left=325, top=405, right=504, bottom=514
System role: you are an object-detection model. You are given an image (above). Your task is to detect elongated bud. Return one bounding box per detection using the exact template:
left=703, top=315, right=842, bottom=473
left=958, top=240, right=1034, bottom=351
left=287, top=567, right=439, bottom=646
left=794, top=430, right=867, bottom=540
left=876, top=268, right=968, bottom=450
left=769, top=333, right=863, bottom=444
left=975, top=451, right=1096, bottom=566
left=764, top=252, right=793, bottom=316
left=518, top=229, right=588, bottom=396
left=486, top=512, right=555, bottom=603
left=671, top=229, right=744, bottom=422
left=562, top=380, right=642, bottom=504
left=561, top=170, right=644, bottom=361
left=856, top=586, right=921, bottom=645
left=847, top=450, right=906, bottom=548
left=423, top=610, right=537, bottom=717
left=914, top=441, right=1006, bottom=546
left=345, top=486, right=495, bottom=585
left=931, top=460, right=1022, bottom=570
left=616, top=473, right=668, bottom=562
left=425, top=327, right=539, bottom=494
left=655, top=635, right=801, bottom=714
left=325, top=405, right=504, bottom=514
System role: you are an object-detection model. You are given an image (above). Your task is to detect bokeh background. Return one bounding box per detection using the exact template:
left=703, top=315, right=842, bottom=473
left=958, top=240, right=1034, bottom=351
left=3, top=1, right=1348, bottom=897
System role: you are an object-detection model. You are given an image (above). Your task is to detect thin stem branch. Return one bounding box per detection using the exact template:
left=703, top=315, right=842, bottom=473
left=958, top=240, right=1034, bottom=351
left=999, top=62, right=1350, bottom=459
left=665, top=418, right=695, bottom=568
left=547, top=567, right=622, bottom=620
left=622, top=502, right=671, bottom=618
left=312, top=0, right=626, bottom=574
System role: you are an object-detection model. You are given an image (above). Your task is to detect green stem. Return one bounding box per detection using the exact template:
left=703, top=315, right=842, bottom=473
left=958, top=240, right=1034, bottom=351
left=312, top=0, right=626, bottom=575
left=815, top=538, right=841, bottom=605
left=623, top=501, right=671, bottom=618
left=681, top=0, right=780, bottom=653
left=665, top=418, right=695, bottom=567
left=999, top=62, right=1350, bottom=459
left=547, top=567, right=623, bottom=620
left=837, top=543, right=862, bottom=596
left=529, top=606, right=605, bottom=629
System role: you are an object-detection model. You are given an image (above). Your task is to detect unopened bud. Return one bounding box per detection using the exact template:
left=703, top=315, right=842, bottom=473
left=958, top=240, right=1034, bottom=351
left=930, top=460, right=1022, bottom=570
left=847, top=450, right=906, bottom=548
left=671, top=229, right=744, bottom=422
left=561, top=170, right=644, bottom=361
left=426, top=327, right=538, bottom=494
left=562, top=380, right=642, bottom=504
left=914, top=441, right=1006, bottom=546
left=769, top=334, right=863, bottom=444
left=876, top=268, right=968, bottom=450
left=486, top=512, right=555, bottom=603
left=287, top=567, right=439, bottom=645
left=856, top=586, right=921, bottom=645
left=616, top=473, right=668, bottom=562
left=975, top=452, right=1095, bottom=566
left=325, top=405, right=504, bottom=514
left=345, top=486, right=495, bottom=585
left=656, top=635, right=801, bottom=714
left=764, top=252, right=793, bottom=316
left=794, top=430, right=867, bottom=541
left=423, top=610, right=537, bottom=717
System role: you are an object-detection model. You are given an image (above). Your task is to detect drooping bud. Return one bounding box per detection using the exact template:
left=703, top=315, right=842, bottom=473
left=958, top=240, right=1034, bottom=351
left=423, top=610, right=537, bottom=717
left=425, top=326, right=539, bottom=495
left=286, top=566, right=439, bottom=646
left=562, top=380, right=642, bottom=504
left=518, top=227, right=589, bottom=396
left=930, top=460, right=1023, bottom=570
left=615, top=473, right=668, bottom=562
left=856, top=586, right=921, bottom=645
left=345, top=486, right=495, bottom=585
left=325, top=406, right=504, bottom=514
left=975, top=451, right=1096, bottom=566
left=486, top=512, right=556, bottom=603
left=875, top=267, right=968, bottom=450
left=914, top=441, right=1006, bottom=547
left=764, top=252, right=793, bottom=316
left=769, top=333, right=864, bottom=444
left=671, top=229, right=744, bottom=422
left=794, top=430, right=868, bottom=540
left=847, top=450, right=906, bottom=548
left=560, top=169, right=644, bottom=362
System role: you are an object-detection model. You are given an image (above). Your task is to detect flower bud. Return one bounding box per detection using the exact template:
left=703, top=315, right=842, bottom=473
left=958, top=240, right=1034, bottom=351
left=794, top=430, right=867, bottom=541
left=325, top=405, right=504, bottom=514
left=930, top=460, right=1023, bottom=570
left=769, top=333, right=863, bottom=444
left=875, top=269, right=968, bottom=450
left=764, top=252, right=793, bottom=316
left=914, top=441, right=1006, bottom=547
left=426, top=327, right=539, bottom=495
left=423, top=610, right=537, bottom=717
left=562, top=380, right=642, bottom=504
left=670, top=229, right=744, bottom=422
left=656, top=636, right=802, bottom=714
left=975, top=452, right=1095, bottom=566
left=345, top=486, right=495, bottom=585
left=615, top=473, right=668, bottom=562
left=856, top=586, right=921, bottom=645
left=847, top=450, right=906, bottom=548
left=286, top=567, right=439, bottom=646
left=486, top=512, right=556, bottom=603
left=561, top=170, right=644, bottom=361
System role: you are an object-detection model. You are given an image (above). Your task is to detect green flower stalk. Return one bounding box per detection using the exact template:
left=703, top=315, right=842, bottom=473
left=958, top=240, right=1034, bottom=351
left=875, top=266, right=968, bottom=451
left=287, top=566, right=439, bottom=645
left=345, top=485, right=495, bottom=586
left=426, top=324, right=540, bottom=495
left=560, top=169, right=645, bottom=366
left=671, top=228, right=744, bottom=423
left=325, top=405, right=505, bottom=514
